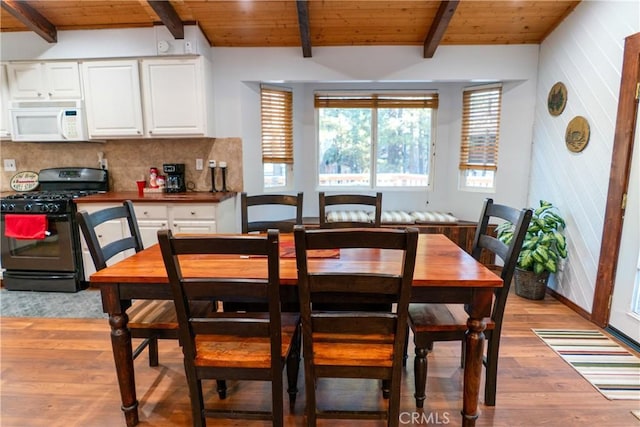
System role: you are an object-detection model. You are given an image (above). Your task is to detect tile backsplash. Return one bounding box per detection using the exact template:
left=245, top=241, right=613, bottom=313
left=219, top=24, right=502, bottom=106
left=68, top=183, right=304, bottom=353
left=0, top=137, right=243, bottom=193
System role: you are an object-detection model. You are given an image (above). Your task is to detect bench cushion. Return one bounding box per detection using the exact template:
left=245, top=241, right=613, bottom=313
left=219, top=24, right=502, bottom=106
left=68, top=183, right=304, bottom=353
left=326, top=210, right=372, bottom=223
left=375, top=210, right=415, bottom=224
left=410, top=211, right=459, bottom=224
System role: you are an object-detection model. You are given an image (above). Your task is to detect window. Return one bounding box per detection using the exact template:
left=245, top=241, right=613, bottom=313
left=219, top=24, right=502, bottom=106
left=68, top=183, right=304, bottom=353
left=459, top=84, right=502, bottom=190
left=261, top=85, right=293, bottom=189
left=315, top=92, right=437, bottom=188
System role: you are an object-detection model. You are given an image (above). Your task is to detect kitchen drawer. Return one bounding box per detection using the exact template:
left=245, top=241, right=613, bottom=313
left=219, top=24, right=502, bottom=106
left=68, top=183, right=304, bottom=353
left=133, top=204, right=168, bottom=219
left=171, top=204, right=214, bottom=220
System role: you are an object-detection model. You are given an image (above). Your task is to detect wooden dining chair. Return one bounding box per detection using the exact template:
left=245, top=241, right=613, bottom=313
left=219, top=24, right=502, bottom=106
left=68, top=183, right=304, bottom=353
left=407, top=198, right=532, bottom=407
left=77, top=200, right=213, bottom=367
left=241, top=192, right=304, bottom=233
left=318, top=192, right=382, bottom=228
left=158, top=229, right=301, bottom=427
left=294, top=225, right=418, bottom=427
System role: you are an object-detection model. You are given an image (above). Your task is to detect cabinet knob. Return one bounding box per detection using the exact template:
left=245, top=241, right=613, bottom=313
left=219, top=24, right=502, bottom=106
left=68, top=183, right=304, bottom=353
left=143, top=211, right=149, bottom=215
left=37, top=92, right=42, bottom=97
left=191, top=211, right=196, bottom=215
left=48, top=92, right=52, bottom=97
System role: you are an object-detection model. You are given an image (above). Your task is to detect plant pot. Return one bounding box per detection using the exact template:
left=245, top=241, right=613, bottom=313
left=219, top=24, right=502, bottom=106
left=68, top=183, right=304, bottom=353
left=514, top=268, right=550, bottom=300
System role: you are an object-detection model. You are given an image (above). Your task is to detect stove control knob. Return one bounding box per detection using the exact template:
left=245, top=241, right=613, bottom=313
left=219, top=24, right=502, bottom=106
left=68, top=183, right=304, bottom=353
left=1, top=202, right=6, bottom=212
left=40, top=204, right=49, bottom=213
left=49, top=203, right=60, bottom=213
left=24, top=204, right=33, bottom=212
left=8, top=204, right=15, bottom=212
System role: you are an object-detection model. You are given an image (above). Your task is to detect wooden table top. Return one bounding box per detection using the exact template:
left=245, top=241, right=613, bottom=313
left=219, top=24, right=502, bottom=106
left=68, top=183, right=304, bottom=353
left=91, top=233, right=502, bottom=289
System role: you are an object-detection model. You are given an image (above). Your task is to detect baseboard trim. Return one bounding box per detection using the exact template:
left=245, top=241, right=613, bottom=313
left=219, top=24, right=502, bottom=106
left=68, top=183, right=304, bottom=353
left=546, top=287, right=591, bottom=321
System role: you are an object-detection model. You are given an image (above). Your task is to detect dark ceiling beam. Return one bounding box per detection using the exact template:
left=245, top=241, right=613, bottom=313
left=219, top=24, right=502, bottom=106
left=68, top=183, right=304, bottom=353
left=148, top=0, right=184, bottom=39
left=296, top=0, right=312, bottom=58
left=423, top=0, right=459, bottom=58
left=1, top=0, right=57, bottom=43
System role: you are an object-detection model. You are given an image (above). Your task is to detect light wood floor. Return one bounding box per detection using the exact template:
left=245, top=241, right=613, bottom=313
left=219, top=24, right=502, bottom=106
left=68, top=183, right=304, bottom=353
left=1, top=290, right=639, bottom=427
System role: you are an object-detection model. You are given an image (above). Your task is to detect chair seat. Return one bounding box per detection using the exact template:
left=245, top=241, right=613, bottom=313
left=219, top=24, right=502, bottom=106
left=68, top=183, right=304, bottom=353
left=408, top=303, right=495, bottom=333
left=194, top=313, right=300, bottom=368
left=128, top=299, right=214, bottom=330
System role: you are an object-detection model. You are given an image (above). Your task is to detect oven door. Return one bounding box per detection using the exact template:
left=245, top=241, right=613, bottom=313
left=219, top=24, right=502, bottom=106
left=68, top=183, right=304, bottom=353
left=1, top=214, right=76, bottom=272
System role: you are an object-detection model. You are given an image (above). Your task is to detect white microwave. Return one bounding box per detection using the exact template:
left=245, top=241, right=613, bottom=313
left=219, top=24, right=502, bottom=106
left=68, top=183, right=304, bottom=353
left=9, top=100, right=88, bottom=142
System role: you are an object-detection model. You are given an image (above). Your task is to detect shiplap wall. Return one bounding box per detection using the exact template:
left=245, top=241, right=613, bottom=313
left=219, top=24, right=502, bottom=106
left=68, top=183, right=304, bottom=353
left=531, top=1, right=639, bottom=311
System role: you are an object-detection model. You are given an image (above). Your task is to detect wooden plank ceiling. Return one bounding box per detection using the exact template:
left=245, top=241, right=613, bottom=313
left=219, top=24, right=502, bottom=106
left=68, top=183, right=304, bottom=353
left=0, top=0, right=581, bottom=58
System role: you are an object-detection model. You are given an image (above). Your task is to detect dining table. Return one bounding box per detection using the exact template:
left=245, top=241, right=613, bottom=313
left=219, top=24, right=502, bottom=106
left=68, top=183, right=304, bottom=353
left=90, top=232, right=502, bottom=427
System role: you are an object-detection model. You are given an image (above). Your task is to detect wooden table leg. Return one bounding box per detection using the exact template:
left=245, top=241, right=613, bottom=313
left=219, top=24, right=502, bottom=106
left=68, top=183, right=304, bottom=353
left=462, top=316, right=485, bottom=427
left=101, top=284, right=139, bottom=427
left=461, top=289, right=492, bottom=427
left=109, top=312, right=139, bottom=427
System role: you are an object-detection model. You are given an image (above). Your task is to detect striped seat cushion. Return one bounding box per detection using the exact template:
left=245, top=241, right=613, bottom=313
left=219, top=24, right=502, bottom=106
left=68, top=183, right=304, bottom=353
left=410, top=211, right=459, bottom=224
left=326, top=210, right=372, bottom=223
left=375, top=210, right=415, bottom=224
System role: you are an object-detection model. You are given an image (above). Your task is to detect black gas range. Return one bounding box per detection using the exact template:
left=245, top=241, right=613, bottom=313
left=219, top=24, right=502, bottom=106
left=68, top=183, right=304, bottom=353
left=1, top=167, right=109, bottom=292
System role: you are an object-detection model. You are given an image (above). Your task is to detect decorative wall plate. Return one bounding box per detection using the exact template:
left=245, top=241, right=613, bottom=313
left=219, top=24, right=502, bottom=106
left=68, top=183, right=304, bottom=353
left=10, top=171, right=39, bottom=192
left=547, top=82, right=567, bottom=116
left=565, top=116, right=590, bottom=153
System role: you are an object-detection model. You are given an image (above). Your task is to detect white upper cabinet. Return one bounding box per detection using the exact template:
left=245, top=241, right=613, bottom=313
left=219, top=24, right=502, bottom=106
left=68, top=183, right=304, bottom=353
left=7, top=61, right=82, bottom=100
left=140, top=57, right=208, bottom=137
left=81, top=60, right=144, bottom=138
left=1, top=64, right=10, bottom=138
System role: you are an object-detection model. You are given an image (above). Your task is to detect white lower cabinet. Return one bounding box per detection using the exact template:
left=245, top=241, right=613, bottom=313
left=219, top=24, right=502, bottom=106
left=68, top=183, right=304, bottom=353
left=77, top=198, right=236, bottom=281
left=133, top=203, right=169, bottom=249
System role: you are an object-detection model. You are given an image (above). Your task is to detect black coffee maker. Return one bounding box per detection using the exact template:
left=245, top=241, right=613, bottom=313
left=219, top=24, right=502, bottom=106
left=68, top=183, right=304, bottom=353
left=163, top=163, right=186, bottom=193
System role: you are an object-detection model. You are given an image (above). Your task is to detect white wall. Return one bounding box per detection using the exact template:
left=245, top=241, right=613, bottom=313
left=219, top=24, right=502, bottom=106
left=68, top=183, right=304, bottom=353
left=213, top=45, right=539, bottom=219
left=531, top=1, right=640, bottom=311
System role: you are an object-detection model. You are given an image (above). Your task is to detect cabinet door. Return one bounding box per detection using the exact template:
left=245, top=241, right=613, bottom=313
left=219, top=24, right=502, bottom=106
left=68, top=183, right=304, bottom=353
left=44, top=62, right=82, bottom=99
left=137, top=220, right=168, bottom=248
left=6, top=63, right=45, bottom=99
left=0, top=64, right=10, bottom=138
left=81, top=60, right=144, bottom=138
left=141, top=58, right=206, bottom=136
left=7, top=62, right=81, bottom=99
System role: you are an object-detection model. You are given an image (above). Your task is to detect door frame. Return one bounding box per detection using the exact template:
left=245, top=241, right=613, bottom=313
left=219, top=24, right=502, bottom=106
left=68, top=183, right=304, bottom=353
left=592, top=32, right=640, bottom=327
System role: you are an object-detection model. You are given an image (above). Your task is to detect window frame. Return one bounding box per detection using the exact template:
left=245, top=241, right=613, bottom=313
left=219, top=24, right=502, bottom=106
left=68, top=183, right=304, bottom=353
left=458, top=83, right=502, bottom=192
left=314, top=90, right=438, bottom=191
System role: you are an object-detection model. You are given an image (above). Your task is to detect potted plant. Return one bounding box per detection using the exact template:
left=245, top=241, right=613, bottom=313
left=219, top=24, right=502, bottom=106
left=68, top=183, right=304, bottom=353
left=496, top=200, right=568, bottom=300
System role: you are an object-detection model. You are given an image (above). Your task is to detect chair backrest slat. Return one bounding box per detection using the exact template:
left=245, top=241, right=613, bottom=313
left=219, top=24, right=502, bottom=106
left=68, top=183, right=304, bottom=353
left=190, top=317, right=271, bottom=337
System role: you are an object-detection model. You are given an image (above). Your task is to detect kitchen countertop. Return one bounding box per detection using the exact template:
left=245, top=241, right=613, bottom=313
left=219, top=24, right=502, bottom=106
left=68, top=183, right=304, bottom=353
left=73, top=191, right=237, bottom=204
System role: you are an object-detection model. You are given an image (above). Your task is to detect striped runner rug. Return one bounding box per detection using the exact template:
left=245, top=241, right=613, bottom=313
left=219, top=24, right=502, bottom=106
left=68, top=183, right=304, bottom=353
left=533, top=329, right=640, bottom=400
